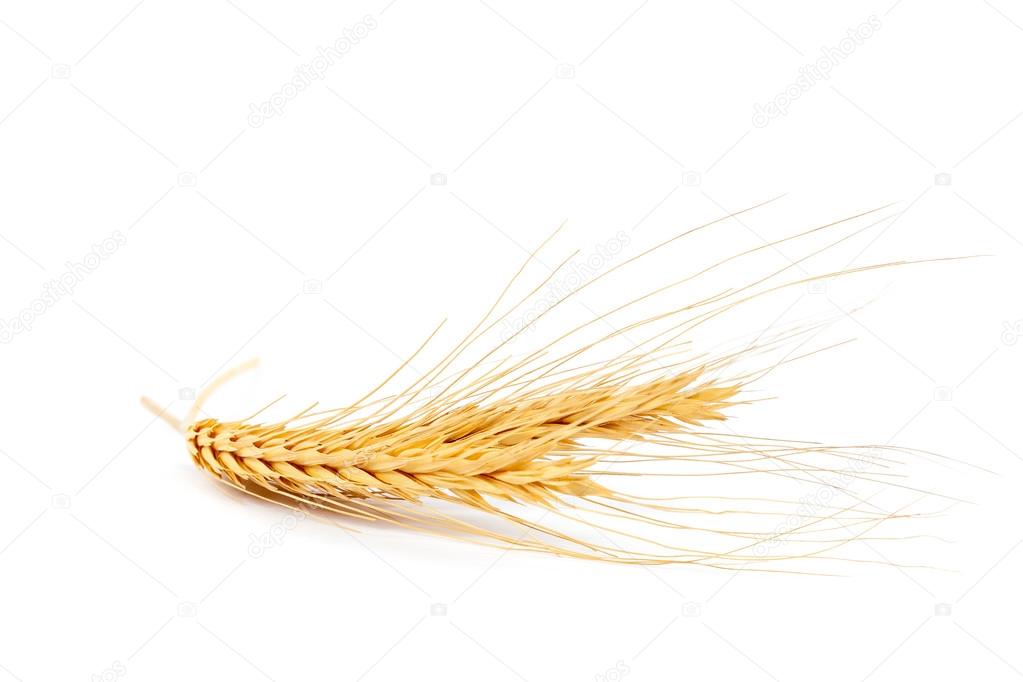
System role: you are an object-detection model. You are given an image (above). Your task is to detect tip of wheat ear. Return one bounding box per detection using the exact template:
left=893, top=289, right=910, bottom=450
left=152, top=204, right=952, bottom=569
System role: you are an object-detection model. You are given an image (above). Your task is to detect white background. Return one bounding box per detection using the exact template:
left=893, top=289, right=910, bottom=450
left=2, top=1, right=1022, bottom=680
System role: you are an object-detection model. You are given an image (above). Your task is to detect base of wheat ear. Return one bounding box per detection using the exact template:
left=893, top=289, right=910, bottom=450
left=146, top=203, right=957, bottom=570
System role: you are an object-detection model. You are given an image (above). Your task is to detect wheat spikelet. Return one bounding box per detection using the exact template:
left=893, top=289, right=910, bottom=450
left=147, top=202, right=960, bottom=569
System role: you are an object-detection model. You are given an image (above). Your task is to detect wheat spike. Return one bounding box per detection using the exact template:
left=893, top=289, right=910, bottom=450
left=147, top=204, right=957, bottom=569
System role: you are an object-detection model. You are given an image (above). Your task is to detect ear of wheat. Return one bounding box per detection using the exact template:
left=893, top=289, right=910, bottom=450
left=145, top=202, right=959, bottom=570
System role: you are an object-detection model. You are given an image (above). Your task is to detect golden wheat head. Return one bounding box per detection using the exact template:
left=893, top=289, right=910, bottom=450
left=147, top=202, right=958, bottom=570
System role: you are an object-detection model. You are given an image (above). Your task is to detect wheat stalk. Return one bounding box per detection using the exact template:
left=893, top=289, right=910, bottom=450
left=146, top=203, right=957, bottom=569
